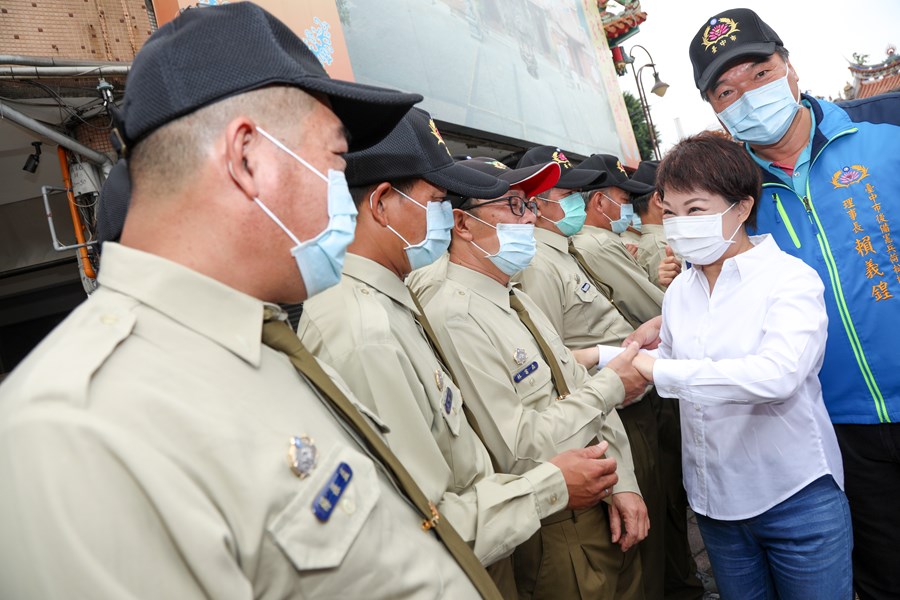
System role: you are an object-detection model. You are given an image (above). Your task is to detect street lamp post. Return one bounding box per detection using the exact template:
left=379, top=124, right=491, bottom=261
left=628, top=44, right=668, bottom=160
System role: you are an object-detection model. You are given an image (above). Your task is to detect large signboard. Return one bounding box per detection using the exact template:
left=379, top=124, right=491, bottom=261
left=154, top=0, right=639, bottom=165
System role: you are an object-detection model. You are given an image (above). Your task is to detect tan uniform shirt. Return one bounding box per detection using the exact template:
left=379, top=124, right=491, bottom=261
left=573, top=225, right=664, bottom=325
left=406, top=251, right=449, bottom=305
left=0, top=243, right=478, bottom=600
left=636, top=223, right=670, bottom=290
left=620, top=229, right=642, bottom=244
left=424, top=262, right=639, bottom=494
left=298, top=254, right=567, bottom=565
left=513, top=227, right=634, bottom=348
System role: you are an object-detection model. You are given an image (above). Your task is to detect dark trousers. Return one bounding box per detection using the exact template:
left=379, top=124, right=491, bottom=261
left=833, top=423, right=900, bottom=600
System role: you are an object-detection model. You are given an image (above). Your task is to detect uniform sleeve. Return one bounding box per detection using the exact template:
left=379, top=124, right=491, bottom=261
left=435, top=310, right=609, bottom=475
left=637, top=236, right=668, bottom=290
left=591, top=242, right=664, bottom=325
left=513, top=261, right=567, bottom=343
left=654, top=269, right=828, bottom=405
left=328, top=340, right=569, bottom=566
left=0, top=409, right=250, bottom=600
left=566, top=358, right=640, bottom=495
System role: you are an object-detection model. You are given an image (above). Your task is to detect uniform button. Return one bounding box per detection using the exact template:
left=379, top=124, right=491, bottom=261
left=550, top=494, right=558, bottom=504
left=341, top=497, right=357, bottom=514
left=360, top=289, right=369, bottom=295
left=693, top=403, right=701, bottom=412
left=100, top=314, right=118, bottom=325
left=457, top=290, right=465, bottom=296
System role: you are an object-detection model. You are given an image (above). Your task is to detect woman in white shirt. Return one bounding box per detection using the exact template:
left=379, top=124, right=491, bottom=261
left=631, top=132, right=852, bottom=600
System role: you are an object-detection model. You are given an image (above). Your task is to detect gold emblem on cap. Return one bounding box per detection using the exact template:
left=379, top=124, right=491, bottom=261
left=551, top=150, right=572, bottom=169
left=428, top=119, right=451, bottom=157
left=616, top=160, right=627, bottom=175
left=701, top=17, right=740, bottom=54
left=489, top=160, right=509, bottom=170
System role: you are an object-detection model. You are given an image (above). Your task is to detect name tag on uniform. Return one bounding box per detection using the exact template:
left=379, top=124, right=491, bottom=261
left=514, top=361, right=539, bottom=383
left=312, top=462, right=353, bottom=522
left=581, top=282, right=591, bottom=293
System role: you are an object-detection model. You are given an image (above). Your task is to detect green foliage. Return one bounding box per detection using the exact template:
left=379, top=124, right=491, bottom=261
left=623, top=91, right=661, bottom=160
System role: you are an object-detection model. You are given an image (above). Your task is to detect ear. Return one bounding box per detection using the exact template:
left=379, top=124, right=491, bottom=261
left=453, top=208, right=475, bottom=241
left=224, top=117, right=260, bottom=201
left=737, top=196, right=754, bottom=223
left=367, top=182, right=394, bottom=228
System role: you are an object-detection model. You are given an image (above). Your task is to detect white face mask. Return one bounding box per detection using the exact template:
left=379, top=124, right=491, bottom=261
left=663, top=203, right=741, bottom=265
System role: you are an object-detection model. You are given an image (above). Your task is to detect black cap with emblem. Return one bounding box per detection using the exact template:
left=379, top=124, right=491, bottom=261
left=516, top=145, right=603, bottom=190
left=576, top=154, right=654, bottom=194
left=117, top=2, right=422, bottom=154
left=344, top=108, right=509, bottom=199
left=689, top=8, right=784, bottom=93
left=452, top=157, right=561, bottom=207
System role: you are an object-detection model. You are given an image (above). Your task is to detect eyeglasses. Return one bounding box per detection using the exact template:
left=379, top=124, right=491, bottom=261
left=462, top=195, right=538, bottom=217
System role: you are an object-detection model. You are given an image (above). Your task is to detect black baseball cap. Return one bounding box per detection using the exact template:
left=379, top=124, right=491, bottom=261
left=454, top=157, right=561, bottom=206
left=344, top=108, right=509, bottom=199
left=516, top=145, right=603, bottom=190
left=119, top=2, right=422, bottom=153
left=689, top=8, right=784, bottom=93
left=577, top=154, right=654, bottom=195
left=96, top=159, right=131, bottom=244
left=630, top=160, right=659, bottom=190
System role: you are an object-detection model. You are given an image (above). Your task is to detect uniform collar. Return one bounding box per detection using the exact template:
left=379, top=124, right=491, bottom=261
left=534, top=226, right=569, bottom=253
left=97, top=243, right=267, bottom=366
left=579, top=224, right=620, bottom=240
left=342, top=253, right=418, bottom=314
left=446, top=261, right=515, bottom=314
left=641, top=223, right=665, bottom=235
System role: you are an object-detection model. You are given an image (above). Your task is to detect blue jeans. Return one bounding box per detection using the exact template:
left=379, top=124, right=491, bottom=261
left=695, top=475, right=853, bottom=600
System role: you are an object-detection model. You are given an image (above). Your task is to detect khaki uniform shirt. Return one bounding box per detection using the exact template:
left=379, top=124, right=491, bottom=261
left=406, top=251, right=450, bottom=305
left=298, top=254, right=567, bottom=565
left=636, top=223, right=670, bottom=290
left=425, top=263, right=640, bottom=494
left=620, top=229, right=642, bottom=244
left=513, top=227, right=634, bottom=348
left=573, top=225, right=664, bottom=325
left=0, top=243, right=478, bottom=600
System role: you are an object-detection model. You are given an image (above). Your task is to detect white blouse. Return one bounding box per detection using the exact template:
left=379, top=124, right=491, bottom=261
left=653, top=235, right=844, bottom=520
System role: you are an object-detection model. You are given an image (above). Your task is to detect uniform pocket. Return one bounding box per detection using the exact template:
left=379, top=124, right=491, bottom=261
left=269, top=445, right=381, bottom=571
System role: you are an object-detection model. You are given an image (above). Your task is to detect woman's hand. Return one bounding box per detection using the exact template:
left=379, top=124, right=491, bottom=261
left=632, top=351, right=656, bottom=382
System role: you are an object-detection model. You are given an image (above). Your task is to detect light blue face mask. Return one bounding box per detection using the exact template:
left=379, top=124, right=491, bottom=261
left=600, top=192, right=634, bottom=234
left=253, top=127, right=357, bottom=298
left=539, top=192, right=587, bottom=236
left=631, top=213, right=643, bottom=232
left=467, top=211, right=536, bottom=276
left=716, top=66, right=800, bottom=145
left=378, top=188, right=453, bottom=271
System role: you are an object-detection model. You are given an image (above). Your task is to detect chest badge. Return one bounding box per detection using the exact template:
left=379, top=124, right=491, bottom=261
left=443, top=387, right=453, bottom=414
left=514, top=361, right=539, bottom=383
left=312, top=462, right=353, bottom=522
left=288, top=435, right=318, bottom=478
left=434, top=368, right=444, bottom=391
left=581, top=282, right=591, bottom=293
left=514, top=347, right=527, bottom=365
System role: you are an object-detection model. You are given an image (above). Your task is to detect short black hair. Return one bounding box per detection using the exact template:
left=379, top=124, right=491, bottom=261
left=631, top=191, right=654, bottom=217
left=656, top=131, right=760, bottom=230
left=348, top=177, right=418, bottom=207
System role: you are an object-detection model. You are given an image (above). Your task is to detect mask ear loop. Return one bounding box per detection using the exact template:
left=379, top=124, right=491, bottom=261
left=230, top=160, right=303, bottom=246
left=370, top=189, right=417, bottom=249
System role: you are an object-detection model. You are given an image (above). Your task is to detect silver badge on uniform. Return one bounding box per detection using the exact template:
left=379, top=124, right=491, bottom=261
left=434, top=369, right=444, bottom=391
left=288, top=435, right=318, bottom=478
left=514, top=348, right=527, bottom=365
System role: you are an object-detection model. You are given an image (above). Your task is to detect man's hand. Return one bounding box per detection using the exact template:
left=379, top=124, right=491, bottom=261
left=632, top=351, right=656, bottom=382
left=625, top=242, right=639, bottom=259
left=609, top=492, right=649, bottom=552
left=549, top=442, right=618, bottom=510
left=623, top=315, right=662, bottom=351
left=658, top=245, right=681, bottom=288
left=607, top=342, right=648, bottom=405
